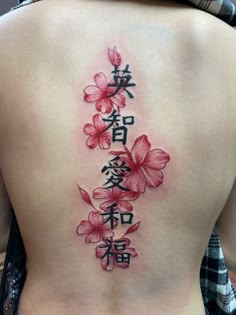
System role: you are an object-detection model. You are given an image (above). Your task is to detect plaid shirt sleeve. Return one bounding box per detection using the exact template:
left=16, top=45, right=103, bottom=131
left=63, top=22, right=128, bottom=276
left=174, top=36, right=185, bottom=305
left=11, top=0, right=42, bottom=11
left=200, top=227, right=236, bottom=315
left=184, top=0, right=236, bottom=26
left=14, top=1, right=236, bottom=26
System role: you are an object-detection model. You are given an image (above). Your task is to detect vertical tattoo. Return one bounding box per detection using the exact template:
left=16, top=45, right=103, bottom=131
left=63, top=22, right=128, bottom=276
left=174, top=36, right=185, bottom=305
left=76, top=46, right=170, bottom=271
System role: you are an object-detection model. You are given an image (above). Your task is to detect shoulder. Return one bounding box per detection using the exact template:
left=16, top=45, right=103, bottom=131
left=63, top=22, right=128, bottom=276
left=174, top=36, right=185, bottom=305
left=0, top=2, right=49, bottom=94
left=173, top=6, right=236, bottom=50
left=170, top=9, right=236, bottom=163
left=176, top=9, right=236, bottom=98
left=0, top=2, right=235, bottom=100
left=0, top=173, right=12, bottom=253
left=179, top=10, right=236, bottom=126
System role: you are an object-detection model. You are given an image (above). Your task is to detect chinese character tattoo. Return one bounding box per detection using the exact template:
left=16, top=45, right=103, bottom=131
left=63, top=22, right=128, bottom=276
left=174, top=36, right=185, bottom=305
left=107, top=64, right=136, bottom=98
left=76, top=46, right=170, bottom=271
left=101, top=156, right=131, bottom=190
left=103, top=110, right=135, bottom=145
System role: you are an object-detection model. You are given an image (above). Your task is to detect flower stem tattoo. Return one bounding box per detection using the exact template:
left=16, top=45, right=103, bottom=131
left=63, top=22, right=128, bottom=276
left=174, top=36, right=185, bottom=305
left=76, top=46, right=170, bottom=271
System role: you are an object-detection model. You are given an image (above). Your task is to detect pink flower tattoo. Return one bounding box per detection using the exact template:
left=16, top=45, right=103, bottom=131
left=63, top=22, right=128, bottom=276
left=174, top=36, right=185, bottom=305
left=83, top=72, right=126, bottom=114
left=110, top=135, right=170, bottom=193
left=83, top=114, right=112, bottom=149
left=108, top=46, right=122, bottom=67
left=76, top=210, right=114, bottom=243
left=93, top=187, right=139, bottom=212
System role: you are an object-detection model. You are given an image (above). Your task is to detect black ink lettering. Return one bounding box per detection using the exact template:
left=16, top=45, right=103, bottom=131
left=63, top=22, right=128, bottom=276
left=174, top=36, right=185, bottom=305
left=120, top=213, right=134, bottom=225
left=112, top=126, right=128, bottom=145
left=99, top=239, right=113, bottom=265
left=100, top=203, right=119, bottom=229
left=103, top=111, right=135, bottom=145
left=108, top=64, right=136, bottom=98
left=103, top=110, right=121, bottom=131
left=102, top=157, right=131, bottom=190
left=99, top=238, right=132, bottom=266
left=123, top=116, right=135, bottom=126
left=114, top=239, right=127, bottom=251
left=115, top=253, right=131, bottom=264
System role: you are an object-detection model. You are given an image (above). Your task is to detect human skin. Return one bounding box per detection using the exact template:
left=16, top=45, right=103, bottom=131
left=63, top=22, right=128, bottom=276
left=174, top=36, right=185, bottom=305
left=0, top=1, right=236, bottom=314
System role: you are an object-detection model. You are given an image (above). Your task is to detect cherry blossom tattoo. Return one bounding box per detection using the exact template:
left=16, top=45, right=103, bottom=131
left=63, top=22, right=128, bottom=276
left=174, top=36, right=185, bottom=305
left=76, top=46, right=170, bottom=271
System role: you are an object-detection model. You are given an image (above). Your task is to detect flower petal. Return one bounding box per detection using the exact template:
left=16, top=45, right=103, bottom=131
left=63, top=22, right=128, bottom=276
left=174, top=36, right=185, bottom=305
left=76, top=220, right=92, bottom=235
left=93, top=187, right=111, bottom=200
left=99, top=132, right=112, bottom=149
left=96, top=98, right=113, bottom=114
left=119, top=190, right=140, bottom=201
left=108, top=47, right=122, bottom=67
left=84, top=85, right=103, bottom=103
left=109, top=186, right=121, bottom=198
left=124, top=222, right=140, bottom=236
left=131, top=135, right=151, bottom=164
left=124, top=167, right=146, bottom=193
left=121, top=237, right=131, bottom=247
left=109, top=150, right=127, bottom=156
left=96, top=244, right=107, bottom=258
left=101, top=228, right=114, bottom=239
left=119, top=157, right=133, bottom=170
left=102, top=255, right=115, bottom=271
left=119, top=200, right=133, bottom=212
left=116, top=261, right=130, bottom=269
left=143, top=149, right=170, bottom=170
left=100, top=201, right=116, bottom=211
left=85, top=231, right=101, bottom=243
left=106, top=85, right=117, bottom=97
left=94, top=72, right=108, bottom=91
left=88, top=211, right=103, bottom=225
left=92, top=114, right=105, bottom=131
left=111, top=94, right=126, bottom=108
left=86, top=136, right=98, bottom=149
left=83, top=123, right=97, bottom=136
left=142, top=167, right=164, bottom=188
left=78, top=185, right=94, bottom=207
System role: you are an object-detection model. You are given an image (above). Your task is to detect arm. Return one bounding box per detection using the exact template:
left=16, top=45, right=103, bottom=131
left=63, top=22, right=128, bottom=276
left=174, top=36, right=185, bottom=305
left=0, top=173, right=12, bottom=254
left=216, top=181, right=236, bottom=272
left=215, top=25, right=236, bottom=272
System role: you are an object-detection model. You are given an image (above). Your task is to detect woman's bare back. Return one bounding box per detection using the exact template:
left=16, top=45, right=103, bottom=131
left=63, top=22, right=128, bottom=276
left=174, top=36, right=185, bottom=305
left=0, top=1, right=236, bottom=314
